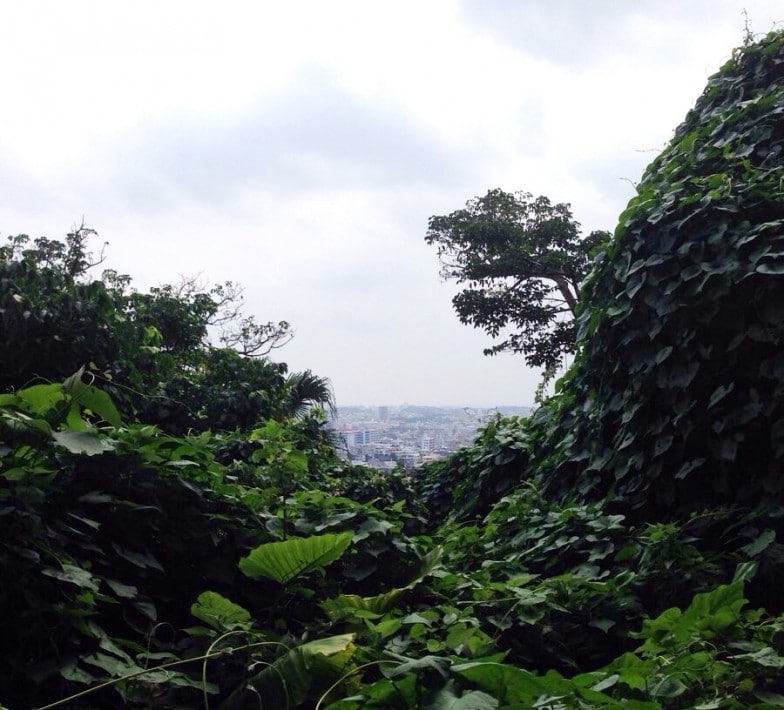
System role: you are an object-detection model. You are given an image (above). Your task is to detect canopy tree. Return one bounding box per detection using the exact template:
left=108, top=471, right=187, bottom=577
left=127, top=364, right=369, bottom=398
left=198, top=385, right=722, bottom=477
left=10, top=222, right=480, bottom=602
left=426, top=188, right=609, bottom=372
left=0, top=227, right=325, bottom=433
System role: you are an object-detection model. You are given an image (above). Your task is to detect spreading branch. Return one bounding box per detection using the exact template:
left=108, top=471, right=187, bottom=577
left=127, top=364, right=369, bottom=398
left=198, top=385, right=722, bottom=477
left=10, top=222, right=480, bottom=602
left=426, top=188, right=609, bottom=371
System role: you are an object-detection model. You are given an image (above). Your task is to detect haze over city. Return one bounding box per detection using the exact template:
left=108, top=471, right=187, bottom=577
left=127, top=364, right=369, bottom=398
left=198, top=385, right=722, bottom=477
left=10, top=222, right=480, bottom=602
left=1, top=1, right=781, bottom=407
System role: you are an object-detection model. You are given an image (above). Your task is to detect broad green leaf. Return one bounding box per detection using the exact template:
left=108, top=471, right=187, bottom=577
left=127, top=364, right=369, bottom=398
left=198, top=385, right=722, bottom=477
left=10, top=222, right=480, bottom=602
left=425, top=681, right=499, bottom=709
left=230, top=634, right=355, bottom=708
left=322, top=589, right=403, bottom=621
left=17, top=383, right=65, bottom=415
left=708, top=383, right=734, bottom=408
left=741, top=529, right=775, bottom=557
left=452, top=662, right=554, bottom=704
left=590, top=673, right=619, bottom=692
left=42, top=564, right=100, bottom=592
left=733, top=646, right=784, bottom=668
left=651, top=676, right=687, bottom=698
left=191, top=591, right=251, bottom=631
left=756, top=262, right=784, bottom=274
left=60, top=658, right=96, bottom=684
left=104, top=578, right=138, bottom=599
left=82, top=652, right=138, bottom=678
left=76, top=386, right=122, bottom=427
left=386, top=654, right=451, bottom=679
left=754, top=690, right=784, bottom=706
left=111, top=544, right=164, bottom=571
left=62, top=367, right=88, bottom=396
left=239, top=532, right=352, bottom=584
left=2, top=468, right=28, bottom=481
left=404, top=545, right=444, bottom=589
left=52, top=430, right=111, bottom=455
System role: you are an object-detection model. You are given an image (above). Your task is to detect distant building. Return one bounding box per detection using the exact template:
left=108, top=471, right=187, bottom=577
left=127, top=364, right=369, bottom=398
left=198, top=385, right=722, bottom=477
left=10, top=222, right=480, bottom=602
left=342, top=429, right=381, bottom=448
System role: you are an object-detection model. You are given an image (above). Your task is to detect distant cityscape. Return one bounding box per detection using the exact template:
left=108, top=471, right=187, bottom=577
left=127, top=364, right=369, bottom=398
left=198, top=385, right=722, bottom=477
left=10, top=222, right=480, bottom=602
left=329, top=405, right=533, bottom=471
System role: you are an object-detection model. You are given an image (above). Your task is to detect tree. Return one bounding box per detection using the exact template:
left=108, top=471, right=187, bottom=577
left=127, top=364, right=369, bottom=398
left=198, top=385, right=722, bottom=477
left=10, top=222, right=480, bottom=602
left=0, top=228, right=320, bottom=433
left=277, top=369, right=336, bottom=420
left=426, top=189, right=609, bottom=372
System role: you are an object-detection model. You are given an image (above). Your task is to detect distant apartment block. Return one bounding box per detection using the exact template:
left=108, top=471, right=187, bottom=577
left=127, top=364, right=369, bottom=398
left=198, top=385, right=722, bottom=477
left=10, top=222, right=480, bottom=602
left=339, top=428, right=382, bottom=448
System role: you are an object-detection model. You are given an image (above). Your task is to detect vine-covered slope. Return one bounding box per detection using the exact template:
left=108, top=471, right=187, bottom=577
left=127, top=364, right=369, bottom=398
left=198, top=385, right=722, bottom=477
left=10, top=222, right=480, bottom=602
left=532, top=31, right=784, bottom=516
left=423, top=31, right=784, bottom=522
left=4, top=29, right=784, bottom=710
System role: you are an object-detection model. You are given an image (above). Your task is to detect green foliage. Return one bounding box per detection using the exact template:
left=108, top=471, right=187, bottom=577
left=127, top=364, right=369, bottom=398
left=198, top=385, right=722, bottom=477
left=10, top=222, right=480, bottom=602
left=0, top=228, right=320, bottom=435
left=5, top=28, right=784, bottom=710
left=426, top=188, right=610, bottom=371
left=240, top=532, right=354, bottom=584
left=244, top=634, right=357, bottom=707
left=416, top=415, right=531, bottom=523
left=191, top=591, right=252, bottom=632
left=522, top=30, right=784, bottom=517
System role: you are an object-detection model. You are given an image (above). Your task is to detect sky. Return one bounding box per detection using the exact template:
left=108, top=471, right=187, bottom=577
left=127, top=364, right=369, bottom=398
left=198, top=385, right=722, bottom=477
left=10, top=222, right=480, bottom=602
left=1, top=1, right=782, bottom=408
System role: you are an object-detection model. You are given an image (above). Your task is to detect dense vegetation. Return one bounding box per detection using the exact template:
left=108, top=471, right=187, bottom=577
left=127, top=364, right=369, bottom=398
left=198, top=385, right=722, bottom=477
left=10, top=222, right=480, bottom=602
left=2, top=30, right=784, bottom=709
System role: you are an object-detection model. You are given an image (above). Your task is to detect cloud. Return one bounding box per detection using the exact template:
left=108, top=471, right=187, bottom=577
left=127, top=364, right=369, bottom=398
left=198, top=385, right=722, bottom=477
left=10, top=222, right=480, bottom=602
left=98, top=70, right=488, bottom=210
left=4, top=1, right=783, bottom=407
left=458, top=0, right=743, bottom=69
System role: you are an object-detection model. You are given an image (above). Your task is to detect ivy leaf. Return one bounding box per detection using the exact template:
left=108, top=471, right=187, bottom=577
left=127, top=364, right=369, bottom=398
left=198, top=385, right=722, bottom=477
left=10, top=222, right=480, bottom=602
left=386, top=655, right=451, bottom=679
left=742, top=529, right=776, bottom=557
left=708, top=383, right=734, bottom=408
left=756, top=262, right=784, bottom=275
left=651, top=676, right=688, bottom=698
left=42, top=563, right=100, bottom=592
left=754, top=690, right=784, bottom=705
left=590, top=673, right=619, bottom=692
left=59, top=658, right=95, bottom=684
left=322, top=589, right=403, bottom=621
left=653, top=435, right=673, bottom=457
left=82, top=651, right=138, bottom=677
left=104, top=578, right=138, bottom=600
left=655, top=346, right=674, bottom=365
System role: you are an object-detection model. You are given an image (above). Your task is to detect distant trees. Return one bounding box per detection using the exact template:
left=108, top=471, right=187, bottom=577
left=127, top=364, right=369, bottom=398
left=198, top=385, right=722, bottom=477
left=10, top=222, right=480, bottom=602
left=426, top=189, right=609, bottom=374
left=0, top=227, right=331, bottom=432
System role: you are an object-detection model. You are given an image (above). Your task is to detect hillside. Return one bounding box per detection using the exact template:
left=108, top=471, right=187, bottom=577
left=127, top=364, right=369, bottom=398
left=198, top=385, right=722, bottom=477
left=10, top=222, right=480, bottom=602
left=2, top=29, right=784, bottom=709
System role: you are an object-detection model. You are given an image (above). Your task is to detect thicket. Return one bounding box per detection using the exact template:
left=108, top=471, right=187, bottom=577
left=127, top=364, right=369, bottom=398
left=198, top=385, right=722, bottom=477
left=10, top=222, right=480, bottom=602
left=2, top=29, right=784, bottom=710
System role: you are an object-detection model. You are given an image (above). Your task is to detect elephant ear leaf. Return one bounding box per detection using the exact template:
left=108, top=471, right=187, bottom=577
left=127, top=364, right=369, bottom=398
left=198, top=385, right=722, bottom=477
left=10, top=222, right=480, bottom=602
left=226, top=634, right=356, bottom=708
left=239, top=532, right=353, bottom=584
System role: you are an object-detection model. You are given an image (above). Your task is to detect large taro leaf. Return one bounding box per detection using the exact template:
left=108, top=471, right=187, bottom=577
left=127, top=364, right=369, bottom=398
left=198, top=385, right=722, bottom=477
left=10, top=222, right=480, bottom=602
left=225, top=634, right=356, bottom=708
left=322, top=545, right=444, bottom=621
left=425, top=680, right=499, bottom=709
left=239, top=532, right=353, bottom=584
left=322, top=588, right=403, bottom=622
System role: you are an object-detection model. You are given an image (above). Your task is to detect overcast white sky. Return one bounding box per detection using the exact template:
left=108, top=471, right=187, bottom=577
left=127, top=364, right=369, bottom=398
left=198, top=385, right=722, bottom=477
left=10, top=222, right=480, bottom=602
left=1, top=1, right=781, bottom=407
